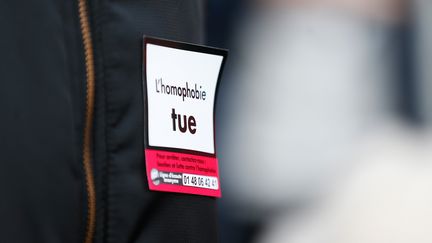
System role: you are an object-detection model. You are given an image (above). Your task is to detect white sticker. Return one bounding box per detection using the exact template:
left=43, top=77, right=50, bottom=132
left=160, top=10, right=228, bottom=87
left=145, top=42, right=224, bottom=154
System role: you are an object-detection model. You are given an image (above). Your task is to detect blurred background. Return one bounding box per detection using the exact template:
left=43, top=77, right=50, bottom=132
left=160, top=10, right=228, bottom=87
left=206, top=0, right=432, bottom=242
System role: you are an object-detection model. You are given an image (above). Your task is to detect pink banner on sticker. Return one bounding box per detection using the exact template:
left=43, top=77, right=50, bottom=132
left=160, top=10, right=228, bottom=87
left=145, top=149, right=221, bottom=197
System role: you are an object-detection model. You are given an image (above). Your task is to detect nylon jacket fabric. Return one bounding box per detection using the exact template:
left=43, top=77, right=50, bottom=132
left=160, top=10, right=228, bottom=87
left=0, top=1, right=218, bottom=242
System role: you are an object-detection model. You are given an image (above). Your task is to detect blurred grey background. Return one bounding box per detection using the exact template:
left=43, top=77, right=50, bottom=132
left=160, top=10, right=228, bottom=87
left=207, top=0, right=432, bottom=242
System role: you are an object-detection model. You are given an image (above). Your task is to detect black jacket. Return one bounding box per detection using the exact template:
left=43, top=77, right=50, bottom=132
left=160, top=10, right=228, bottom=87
left=0, top=0, right=217, bottom=242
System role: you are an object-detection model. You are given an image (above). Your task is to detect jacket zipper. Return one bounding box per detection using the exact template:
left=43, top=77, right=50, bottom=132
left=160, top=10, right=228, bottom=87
left=78, top=0, right=97, bottom=242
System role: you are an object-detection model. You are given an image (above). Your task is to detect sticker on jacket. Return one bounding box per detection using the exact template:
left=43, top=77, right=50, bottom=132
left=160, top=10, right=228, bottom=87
left=142, top=36, right=227, bottom=197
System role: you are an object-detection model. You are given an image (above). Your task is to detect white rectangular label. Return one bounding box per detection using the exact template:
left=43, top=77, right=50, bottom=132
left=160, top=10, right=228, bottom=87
left=182, top=173, right=219, bottom=190
left=146, top=43, right=224, bottom=154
